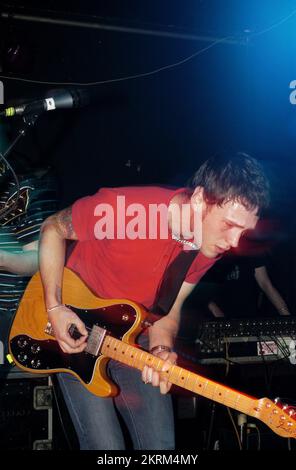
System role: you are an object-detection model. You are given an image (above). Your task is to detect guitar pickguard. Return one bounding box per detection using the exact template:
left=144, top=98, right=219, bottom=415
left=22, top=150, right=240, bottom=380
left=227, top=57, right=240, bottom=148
left=10, top=303, right=138, bottom=383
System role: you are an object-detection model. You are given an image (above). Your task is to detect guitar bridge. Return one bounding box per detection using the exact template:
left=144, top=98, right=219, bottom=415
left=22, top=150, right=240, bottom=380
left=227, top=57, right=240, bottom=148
left=85, top=325, right=107, bottom=356
left=44, top=321, right=107, bottom=357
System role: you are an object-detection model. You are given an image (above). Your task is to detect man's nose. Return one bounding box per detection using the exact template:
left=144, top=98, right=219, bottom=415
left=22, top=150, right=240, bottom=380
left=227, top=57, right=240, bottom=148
left=228, top=230, right=241, bottom=248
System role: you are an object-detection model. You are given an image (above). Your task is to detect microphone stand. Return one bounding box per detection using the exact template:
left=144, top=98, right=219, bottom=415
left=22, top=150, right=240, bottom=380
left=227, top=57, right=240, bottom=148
left=1, top=113, right=41, bottom=159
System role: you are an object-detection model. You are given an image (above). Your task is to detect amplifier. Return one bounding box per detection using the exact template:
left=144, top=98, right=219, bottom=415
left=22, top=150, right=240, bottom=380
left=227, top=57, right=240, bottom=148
left=195, top=317, right=296, bottom=365
left=0, top=375, right=53, bottom=450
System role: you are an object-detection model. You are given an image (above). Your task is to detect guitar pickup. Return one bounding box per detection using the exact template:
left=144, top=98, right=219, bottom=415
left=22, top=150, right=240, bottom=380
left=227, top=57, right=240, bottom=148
left=85, top=325, right=107, bottom=356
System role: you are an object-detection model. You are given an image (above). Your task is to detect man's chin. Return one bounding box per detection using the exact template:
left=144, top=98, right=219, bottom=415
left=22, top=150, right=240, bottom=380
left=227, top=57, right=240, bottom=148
left=200, top=246, right=218, bottom=259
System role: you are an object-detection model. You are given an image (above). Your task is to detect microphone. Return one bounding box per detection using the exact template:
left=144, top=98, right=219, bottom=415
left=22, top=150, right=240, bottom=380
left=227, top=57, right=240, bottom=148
left=0, top=88, right=89, bottom=117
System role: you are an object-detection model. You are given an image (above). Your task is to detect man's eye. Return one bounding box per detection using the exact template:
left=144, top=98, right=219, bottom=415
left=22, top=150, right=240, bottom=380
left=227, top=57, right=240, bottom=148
left=224, top=222, right=232, bottom=228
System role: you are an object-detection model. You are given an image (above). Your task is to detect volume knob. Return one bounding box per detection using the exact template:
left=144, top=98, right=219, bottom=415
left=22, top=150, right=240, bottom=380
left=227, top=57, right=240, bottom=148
left=17, top=352, right=28, bottom=363
left=17, top=337, right=28, bottom=348
left=31, top=344, right=41, bottom=354
left=31, top=359, right=41, bottom=368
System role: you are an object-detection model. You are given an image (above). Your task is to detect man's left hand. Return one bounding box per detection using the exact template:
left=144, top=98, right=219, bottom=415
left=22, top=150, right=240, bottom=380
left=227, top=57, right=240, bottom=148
left=142, top=350, right=177, bottom=394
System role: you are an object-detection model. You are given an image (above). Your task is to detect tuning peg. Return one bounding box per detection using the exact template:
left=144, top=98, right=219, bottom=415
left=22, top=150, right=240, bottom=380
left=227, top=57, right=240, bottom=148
left=274, top=397, right=281, bottom=405
left=288, top=408, right=296, bottom=417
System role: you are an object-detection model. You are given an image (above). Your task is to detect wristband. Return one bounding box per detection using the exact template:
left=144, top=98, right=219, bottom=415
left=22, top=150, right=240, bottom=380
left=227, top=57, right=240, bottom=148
left=149, top=345, right=172, bottom=355
left=47, top=303, right=65, bottom=313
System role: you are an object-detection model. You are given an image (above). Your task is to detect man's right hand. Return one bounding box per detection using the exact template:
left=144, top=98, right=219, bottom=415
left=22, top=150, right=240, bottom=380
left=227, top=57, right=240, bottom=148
left=48, top=305, right=88, bottom=354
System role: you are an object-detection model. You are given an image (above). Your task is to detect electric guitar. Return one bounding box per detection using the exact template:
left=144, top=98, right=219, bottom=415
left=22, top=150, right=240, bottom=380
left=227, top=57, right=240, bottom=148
left=9, top=268, right=296, bottom=439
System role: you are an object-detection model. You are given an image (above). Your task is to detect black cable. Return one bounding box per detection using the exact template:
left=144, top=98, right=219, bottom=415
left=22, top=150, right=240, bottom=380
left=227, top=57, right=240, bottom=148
left=268, top=333, right=290, bottom=360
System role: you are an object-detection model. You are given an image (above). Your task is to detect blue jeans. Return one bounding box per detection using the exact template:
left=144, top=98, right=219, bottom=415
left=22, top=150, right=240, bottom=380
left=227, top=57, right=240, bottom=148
left=57, top=335, right=175, bottom=450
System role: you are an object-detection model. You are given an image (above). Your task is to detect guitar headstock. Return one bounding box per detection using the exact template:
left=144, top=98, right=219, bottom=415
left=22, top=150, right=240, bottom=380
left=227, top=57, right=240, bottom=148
left=255, top=397, right=296, bottom=438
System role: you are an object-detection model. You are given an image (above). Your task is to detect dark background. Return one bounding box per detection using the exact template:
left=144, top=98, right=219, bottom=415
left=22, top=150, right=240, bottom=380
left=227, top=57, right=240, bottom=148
left=0, top=1, right=296, bottom=206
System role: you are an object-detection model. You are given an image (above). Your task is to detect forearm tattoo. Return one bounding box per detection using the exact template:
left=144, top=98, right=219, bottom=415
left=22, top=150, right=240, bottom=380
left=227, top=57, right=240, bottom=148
left=41, top=206, right=77, bottom=240
left=57, top=206, right=75, bottom=238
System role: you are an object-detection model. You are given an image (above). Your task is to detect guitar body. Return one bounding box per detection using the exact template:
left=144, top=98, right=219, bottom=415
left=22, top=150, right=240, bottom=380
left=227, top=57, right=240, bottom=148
left=9, top=268, right=147, bottom=397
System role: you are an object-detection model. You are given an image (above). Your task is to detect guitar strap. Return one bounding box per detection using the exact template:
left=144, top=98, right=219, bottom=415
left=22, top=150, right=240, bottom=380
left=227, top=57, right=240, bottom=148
left=151, top=248, right=199, bottom=316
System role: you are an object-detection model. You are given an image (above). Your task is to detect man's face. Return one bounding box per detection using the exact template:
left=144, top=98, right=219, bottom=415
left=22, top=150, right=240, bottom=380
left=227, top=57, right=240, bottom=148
left=198, top=199, right=259, bottom=258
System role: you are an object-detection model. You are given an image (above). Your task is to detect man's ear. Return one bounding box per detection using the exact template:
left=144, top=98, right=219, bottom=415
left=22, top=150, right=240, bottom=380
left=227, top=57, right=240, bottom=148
left=191, top=186, right=204, bottom=208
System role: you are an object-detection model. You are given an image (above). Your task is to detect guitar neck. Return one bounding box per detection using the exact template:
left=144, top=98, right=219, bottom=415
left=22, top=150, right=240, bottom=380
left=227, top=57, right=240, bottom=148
left=101, top=335, right=258, bottom=416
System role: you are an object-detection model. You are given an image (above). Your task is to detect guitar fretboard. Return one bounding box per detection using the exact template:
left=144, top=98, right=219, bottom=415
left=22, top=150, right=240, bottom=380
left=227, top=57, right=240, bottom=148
left=101, top=335, right=258, bottom=416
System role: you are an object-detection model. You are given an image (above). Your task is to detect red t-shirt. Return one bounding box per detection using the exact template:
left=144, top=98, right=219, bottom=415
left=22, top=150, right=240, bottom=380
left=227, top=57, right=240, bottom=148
left=67, top=186, right=217, bottom=309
